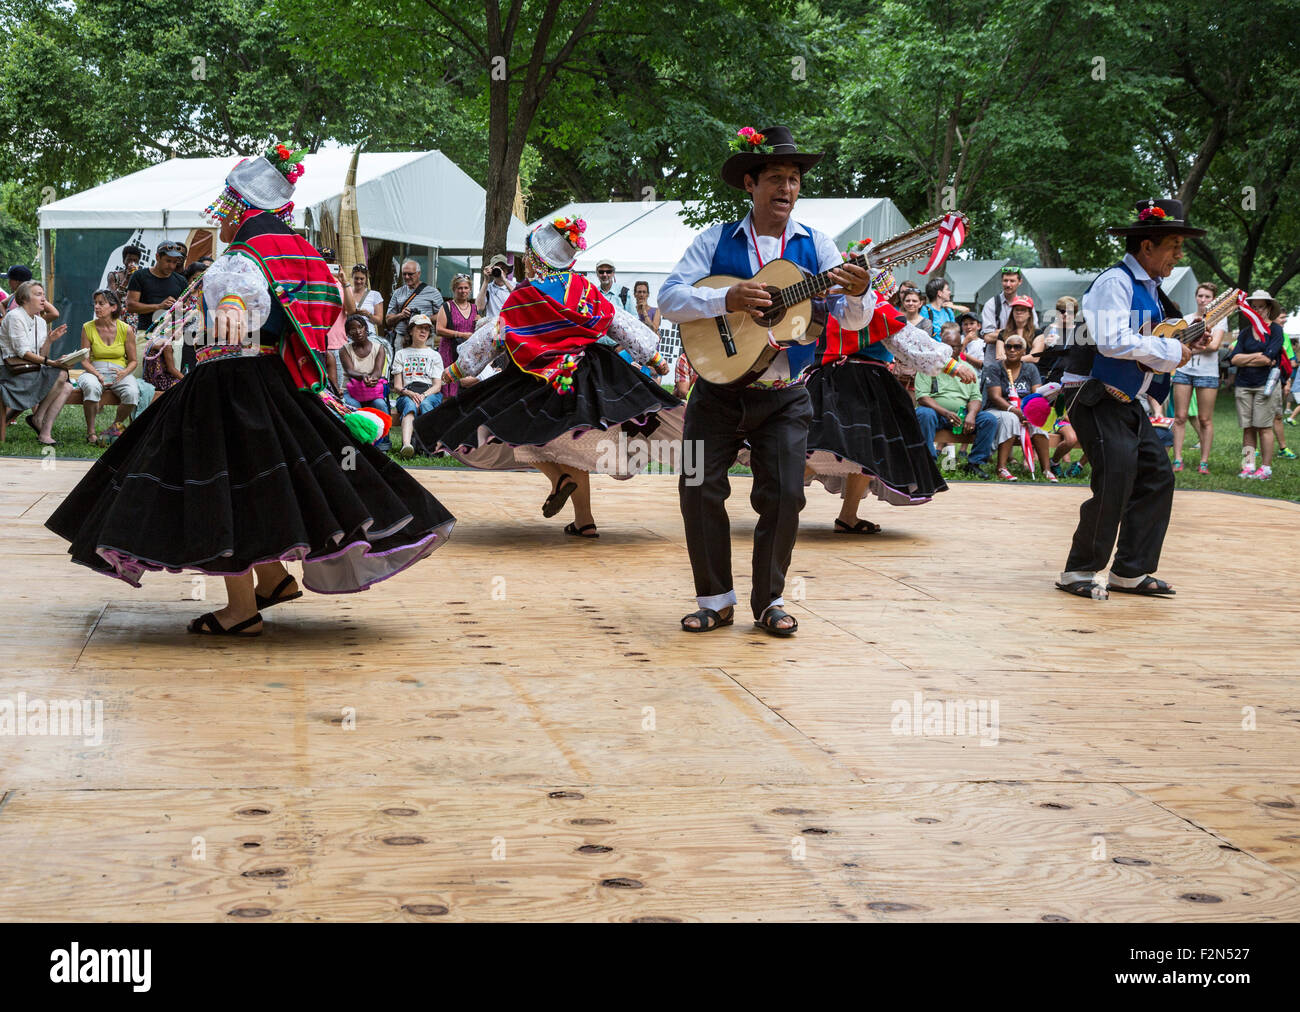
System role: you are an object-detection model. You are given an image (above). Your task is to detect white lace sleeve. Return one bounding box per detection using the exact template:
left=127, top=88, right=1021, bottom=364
left=883, top=323, right=953, bottom=375
left=455, top=316, right=502, bottom=377
left=202, top=252, right=273, bottom=331
left=605, top=307, right=661, bottom=363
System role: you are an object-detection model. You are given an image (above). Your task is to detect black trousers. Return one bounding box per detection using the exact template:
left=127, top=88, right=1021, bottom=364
left=1063, top=380, right=1174, bottom=579
left=679, top=379, right=813, bottom=619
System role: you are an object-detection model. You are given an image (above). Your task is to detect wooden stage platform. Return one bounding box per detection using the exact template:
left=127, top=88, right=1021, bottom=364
left=1, top=458, right=1297, bottom=922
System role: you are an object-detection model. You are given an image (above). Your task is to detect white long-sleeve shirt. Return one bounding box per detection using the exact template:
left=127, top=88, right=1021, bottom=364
left=659, top=211, right=872, bottom=385
left=1081, top=253, right=1183, bottom=395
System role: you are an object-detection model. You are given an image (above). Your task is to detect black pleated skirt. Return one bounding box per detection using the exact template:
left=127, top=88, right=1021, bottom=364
left=804, top=358, right=947, bottom=505
left=415, top=342, right=682, bottom=475
left=45, top=351, right=455, bottom=592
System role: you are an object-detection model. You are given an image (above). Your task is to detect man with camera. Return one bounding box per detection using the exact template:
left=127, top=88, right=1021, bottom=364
left=476, top=254, right=517, bottom=319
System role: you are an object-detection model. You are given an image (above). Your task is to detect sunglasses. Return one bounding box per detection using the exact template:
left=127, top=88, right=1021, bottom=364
left=597, top=269, right=614, bottom=275
left=351, top=264, right=368, bottom=273
left=1005, top=343, right=1026, bottom=350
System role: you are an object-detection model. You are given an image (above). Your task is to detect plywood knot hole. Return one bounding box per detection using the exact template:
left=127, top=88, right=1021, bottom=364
left=1041, top=914, right=1070, bottom=922
left=867, top=902, right=915, bottom=912
left=241, top=867, right=287, bottom=879
left=1039, top=802, right=1072, bottom=810
left=801, top=827, right=830, bottom=835
left=383, top=836, right=426, bottom=846
left=383, top=807, right=419, bottom=817
left=237, top=807, right=271, bottom=817
left=402, top=904, right=449, bottom=917
left=770, top=808, right=815, bottom=816
left=1263, top=801, right=1295, bottom=809
left=1179, top=892, right=1222, bottom=903
left=914, top=817, right=940, bottom=824
left=630, top=916, right=679, bottom=923
left=549, top=791, right=585, bottom=800
left=577, top=845, right=613, bottom=855
left=569, top=818, right=613, bottom=826
left=241, top=842, right=260, bottom=849
left=601, top=877, right=644, bottom=889
left=1112, top=856, right=1150, bottom=866
left=227, top=907, right=272, bottom=918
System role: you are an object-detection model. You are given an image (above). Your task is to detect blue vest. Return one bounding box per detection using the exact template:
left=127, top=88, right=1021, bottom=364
left=1088, top=261, right=1170, bottom=402
left=711, top=220, right=823, bottom=379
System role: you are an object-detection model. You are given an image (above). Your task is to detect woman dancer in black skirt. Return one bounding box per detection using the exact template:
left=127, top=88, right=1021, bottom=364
left=46, top=143, right=455, bottom=636
left=416, top=216, right=680, bottom=538
left=804, top=261, right=977, bottom=533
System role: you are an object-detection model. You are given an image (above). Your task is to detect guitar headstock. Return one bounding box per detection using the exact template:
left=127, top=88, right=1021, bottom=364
left=1204, top=287, right=1244, bottom=328
left=860, top=213, right=969, bottom=271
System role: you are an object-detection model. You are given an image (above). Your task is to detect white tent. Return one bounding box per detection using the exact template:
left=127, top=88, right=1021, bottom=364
left=38, top=150, right=529, bottom=252
left=534, top=198, right=915, bottom=304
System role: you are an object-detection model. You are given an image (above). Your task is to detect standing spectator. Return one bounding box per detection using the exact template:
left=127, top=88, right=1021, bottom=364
left=339, top=313, right=391, bottom=452
left=1170, top=282, right=1227, bottom=474
left=999, top=295, right=1038, bottom=362
left=73, top=290, right=138, bottom=444
left=435, top=273, right=477, bottom=399
left=390, top=314, right=443, bottom=457
left=980, top=265, right=1038, bottom=341
left=386, top=259, right=444, bottom=351
left=633, top=281, right=660, bottom=332
left=107, top=244, right=145, bottom=328
left=982, top=335, right=1051, bottom=480
left=1230, top=290, right=1285, bottom=479
left=0, top=280, right=73, bottom=445
left=899, top=288, right=932, bottom=338
left=919, top=276, right=966, bottom=337
left=914, top=326, right=1000, bottom=477
left=126, top=240, right=187, bottom=332
left=349, top=263, right=384, bottom=337
left=1271, top=307, right=1295, bottom=461
left=476, top=254, right=516, bottom=319
left=594, top=260, right=631, bottom=311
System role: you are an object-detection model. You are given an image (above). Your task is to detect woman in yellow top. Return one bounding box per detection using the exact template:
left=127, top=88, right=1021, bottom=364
left=72, top=289, right=138, bottom=443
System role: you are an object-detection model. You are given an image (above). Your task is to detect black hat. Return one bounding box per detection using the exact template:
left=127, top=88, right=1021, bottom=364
left=1107, top=198, right=1206, bottom=238
left=721, top=125, right=824, bottom=190
left=6, top=264, right=32, bottom=283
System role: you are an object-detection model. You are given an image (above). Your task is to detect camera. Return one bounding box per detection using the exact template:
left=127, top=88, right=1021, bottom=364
left=491, top=267, right=503, bottom=278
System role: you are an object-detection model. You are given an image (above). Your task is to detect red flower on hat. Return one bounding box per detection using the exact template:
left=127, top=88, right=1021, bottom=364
left=1136, top=206, right=1169, bottom=222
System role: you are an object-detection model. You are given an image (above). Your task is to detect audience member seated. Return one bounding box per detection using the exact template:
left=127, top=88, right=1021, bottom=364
left=956, top=311, right=986, bottom=366
left=915, top=328, right=1002, bottom=478
left=390, top=313, right=443, bottom=458
left=0, top=280, right=73, bottom=445
left=71, top=290, right=138, bottom=444
left=982, top=335, right=1053, bottom=480
left=340, top=313, right=391, bottom=452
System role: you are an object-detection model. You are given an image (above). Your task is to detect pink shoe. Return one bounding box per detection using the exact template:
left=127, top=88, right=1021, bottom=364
left=1045, top=470, right=1060, bottom=483
left=1197, top=461, right=1209, bottom=475
left=1238, top=467, right=1258, bottom=479
left=1249, top=467, right=1272, bottom=480
left=1172, top=459, right=1183, bottom=472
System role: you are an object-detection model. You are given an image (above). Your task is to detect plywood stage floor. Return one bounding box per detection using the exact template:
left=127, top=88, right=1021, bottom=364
left=1, top=458, right=1297, bottom=922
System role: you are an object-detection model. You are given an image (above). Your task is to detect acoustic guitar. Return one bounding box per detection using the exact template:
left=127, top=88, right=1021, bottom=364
left=1138, top=285, right=1241, bottom=372
left=678, top=214, right=966, bottom=387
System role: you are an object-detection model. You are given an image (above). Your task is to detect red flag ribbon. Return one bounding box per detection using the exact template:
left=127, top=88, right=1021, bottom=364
left=1237, top=292, right=1270, bottom=341
left=919, top=213, right=967, bottom=276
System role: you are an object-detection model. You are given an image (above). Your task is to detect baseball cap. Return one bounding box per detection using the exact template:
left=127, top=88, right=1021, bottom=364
left=7, top=264, right=33, bottom=283
left=156, top=240, right=187, bottom=258
left=596, top=259, right=615, bottom=270
left=1008, top=294, right=1034, bottom=309
left=408, top=313, right=433, bottom=329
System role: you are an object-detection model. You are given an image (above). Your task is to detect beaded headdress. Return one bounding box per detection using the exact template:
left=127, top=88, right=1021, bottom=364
left=204, top=141, right=306, bottom=226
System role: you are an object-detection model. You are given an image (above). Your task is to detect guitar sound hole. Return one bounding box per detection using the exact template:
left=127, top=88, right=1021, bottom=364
left=757, top=286, right=786, bottom=327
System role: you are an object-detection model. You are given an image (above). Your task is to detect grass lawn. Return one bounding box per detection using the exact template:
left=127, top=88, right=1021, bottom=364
left=4, top=394, right=1297, bottom=502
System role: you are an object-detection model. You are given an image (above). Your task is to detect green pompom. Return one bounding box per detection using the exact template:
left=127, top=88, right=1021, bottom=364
left=344, top=411, right=380, bottom=444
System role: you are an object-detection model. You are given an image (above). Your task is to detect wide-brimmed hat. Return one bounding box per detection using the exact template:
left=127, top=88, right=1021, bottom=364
left=721, top=125, right=824, bottom=190
left=226, top=156, right=296, bottom=210
left=1107, top=198, right=1206, bottom=238
left=1246, top=289, right=1282, bottom=320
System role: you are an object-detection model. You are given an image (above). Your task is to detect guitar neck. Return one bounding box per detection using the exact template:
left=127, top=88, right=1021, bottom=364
left=1181, top=289, right=1241, bottom=343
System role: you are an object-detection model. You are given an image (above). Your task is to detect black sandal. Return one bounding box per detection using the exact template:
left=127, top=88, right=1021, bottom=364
left=1109, top=576, right=1175, bottom=596
left=681, top=607, right=734, bottom=633
left=255, top=574, right=303, bottom=610
left=835, top=517, right=881, bottom=535
left=754, top=605, right=798, bottom=636
left=542, top=474, right=578, bottom=518
left=187, top=611, right=264, bottom=636
left=1055, top=580, right=1107, bottom=600
left=563, top=522, right=599, bottom=538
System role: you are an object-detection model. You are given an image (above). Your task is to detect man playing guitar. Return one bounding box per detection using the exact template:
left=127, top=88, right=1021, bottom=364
left=659, top=125, right=872, bottom=636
